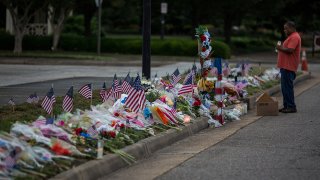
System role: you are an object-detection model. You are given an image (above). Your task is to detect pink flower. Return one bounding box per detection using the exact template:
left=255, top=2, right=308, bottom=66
left=58, top=120, right=65, bottom=126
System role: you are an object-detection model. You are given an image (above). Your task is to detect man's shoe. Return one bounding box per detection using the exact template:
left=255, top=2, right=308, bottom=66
left=279, top=108, right=286, bottom=112
left=281, top=108, right=297, bottom=113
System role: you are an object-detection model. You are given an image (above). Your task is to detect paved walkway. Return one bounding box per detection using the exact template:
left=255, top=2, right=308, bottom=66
left=158, top=83, right=320, bottom=180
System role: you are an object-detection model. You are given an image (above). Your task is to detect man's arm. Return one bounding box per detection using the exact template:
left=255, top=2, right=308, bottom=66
left=276, top=45, right=294, bottom=54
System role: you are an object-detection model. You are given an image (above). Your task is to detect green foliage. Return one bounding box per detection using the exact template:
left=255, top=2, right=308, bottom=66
left=230, top=37, right=275, bottom=54
left=145, top=90, right=161, bottom=103
left=212, top=41, right=231, bottom=59
left=23, top=35, right=52, bottom=50
left=0, top=31, right=230, bottom=58
left=63, top=15, right=85, bottom=35
left=195, top=26, right=208, bottom=36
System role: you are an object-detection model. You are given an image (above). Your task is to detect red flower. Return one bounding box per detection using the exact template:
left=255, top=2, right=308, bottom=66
left=200, top=35, right=206, bottom=42
left=193, top=97, right=201, bottom=106
left=101, top=131, right=107, bottom=136
left=108, top=131, right=116, bottom=138
left=51, top=142, right=71, bottom=156
left=114, top=112, right=120, bottom=117
left=120, top=123, right=125, bottom=129
left=74, top=128, right=83, bottom=136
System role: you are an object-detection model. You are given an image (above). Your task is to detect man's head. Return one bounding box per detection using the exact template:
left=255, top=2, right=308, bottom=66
left=284, top=21, right=296, bottom=36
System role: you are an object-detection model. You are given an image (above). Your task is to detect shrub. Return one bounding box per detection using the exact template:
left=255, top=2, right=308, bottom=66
left=0, top=30, right=13, bottom=50
left=0, top=33, right=231, bottom=59
left=23, top=35, right=52, bottom=50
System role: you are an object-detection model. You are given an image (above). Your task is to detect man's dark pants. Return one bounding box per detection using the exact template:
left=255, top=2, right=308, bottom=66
left=280, top=68, right=296, bottom=109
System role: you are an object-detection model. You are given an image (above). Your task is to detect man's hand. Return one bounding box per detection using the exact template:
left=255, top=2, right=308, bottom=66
left=276, top=45, right=294, bottom=54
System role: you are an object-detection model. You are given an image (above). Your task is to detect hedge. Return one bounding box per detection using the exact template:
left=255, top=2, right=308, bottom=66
left=0, top=32, right=231, bottom=59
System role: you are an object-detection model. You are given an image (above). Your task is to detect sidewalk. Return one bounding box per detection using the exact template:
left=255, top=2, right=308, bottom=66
left=157, top=78, right=320, bottom=180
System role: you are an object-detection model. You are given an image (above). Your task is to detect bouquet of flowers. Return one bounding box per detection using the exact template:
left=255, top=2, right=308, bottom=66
left=195, top=26, right=212, bottom=60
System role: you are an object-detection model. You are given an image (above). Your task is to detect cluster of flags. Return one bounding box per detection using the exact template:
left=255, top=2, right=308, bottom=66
left=100, top=74, right=123, bottom=102
left=34, top=73, right=147, bottom=115
left=7, top=65, right=199, bottom=115
left=160, top=65, right=197, bottom=96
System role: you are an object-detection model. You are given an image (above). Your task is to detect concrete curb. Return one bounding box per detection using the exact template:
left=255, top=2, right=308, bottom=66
left=52, top=72, right=311, bottom=180
left=52, top=117, right=208, bottom=180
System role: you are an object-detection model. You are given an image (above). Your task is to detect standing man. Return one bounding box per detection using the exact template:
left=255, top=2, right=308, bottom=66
left=276, top=21, right=301, bottom=113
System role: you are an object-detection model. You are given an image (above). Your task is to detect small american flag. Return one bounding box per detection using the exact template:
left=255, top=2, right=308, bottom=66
left=5, top=154, right=15, bottom=169
left=8, top=98, right=15, bottom=106
left=171, top=68, right=181, bottom=85
left=5, top=149, right=18, bottom=169
left=183, top=70, right=196, bottom=85
left=78, top=84, right=92, bottom=99
left=32, top=118, right=47, bottom=126
left=160, top=79, right=174, bottom=89
left=192, top=63, right=197, bottom=73
left=125, top=74, right=146, bottom=112
left=87, top=125, right=98, bottom=137
left=112, top=74, right=121, bottom=100
left=103, top=88, right=112, bottom=102
left=27, top=92, right=39, bottom=104
left=122, top=73, right=132, bottom=94
left=99, top=82, right=107, bottom=101
left=152, top=73, right=158, bottom=84
left=171, top=98, right=177, bottom=114
left=178, top=74, right=194, bottom=95
left=27, top=94, right=34, bottom=103
left=41, top=87, right=56, bottom=114
left=62, top=86, right=73, bottom=112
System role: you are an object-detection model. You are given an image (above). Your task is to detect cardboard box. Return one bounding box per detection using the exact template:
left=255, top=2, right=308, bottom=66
left=256, top=92, right=278, bottom=116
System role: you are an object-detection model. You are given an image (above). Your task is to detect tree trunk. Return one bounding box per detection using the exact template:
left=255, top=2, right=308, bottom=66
left=223, top=13, right=233, bottom=45
left=13, top=30, right=23, bottom=54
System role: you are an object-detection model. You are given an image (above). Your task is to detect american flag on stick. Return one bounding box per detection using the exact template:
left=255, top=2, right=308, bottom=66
left=111, top=74, right=121, bottom=100
left=4, top=153, right=16, bottom=169
left=122, top=73, right=132, bottom=94
left=62, top=86, right=74, bottom=112
left=178, top=74, right=194, bottom=95
left=87, top=124, right=98, bottom=137
left=78, top=84, right=92, bottom=99
left=103, top=89, right=112, bottom=102
left=171, top=68, right=181, bottom=85
left=27, top=92, right=39, bottom=104
left=41, top=87, right=56, bottom=114
left=99, top=82, right=107, bottom=101
left=8, top=98, right=15, bottom=106
left=125, top=74, right=146, bottom=113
